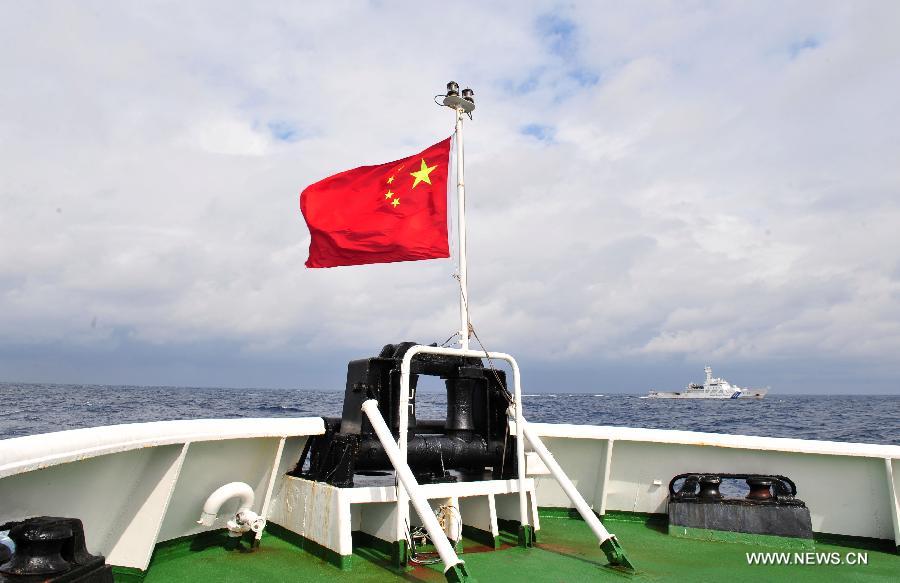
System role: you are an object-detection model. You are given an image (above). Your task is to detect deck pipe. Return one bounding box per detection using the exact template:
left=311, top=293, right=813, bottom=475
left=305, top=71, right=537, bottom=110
left=361, top=399, right=470, bottom=582
left=197, top=482, right=255, bottom=529
left=521, top=421, right=635, bottom=571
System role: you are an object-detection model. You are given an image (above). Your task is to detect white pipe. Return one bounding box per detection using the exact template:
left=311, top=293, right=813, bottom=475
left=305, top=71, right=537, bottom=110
left=399, top=346, right=528, bottom=532
left=454, top=108, right=470, bottom=351
left=521, top=421, right=613, bottom=545
left=197, top=482, right=255, bottom=527
left=361, top=400, right=464, bottom=573
left=256, top=437, right=286, bottom=542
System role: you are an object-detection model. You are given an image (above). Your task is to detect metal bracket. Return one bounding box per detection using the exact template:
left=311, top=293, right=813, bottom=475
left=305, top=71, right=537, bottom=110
left=599, top=535, right=636, bottom=572
left=444, top=562, right=473, bottom=582
left=517, top=524, right=535, bottom=548
left=442, top=95, right=475, bottom=113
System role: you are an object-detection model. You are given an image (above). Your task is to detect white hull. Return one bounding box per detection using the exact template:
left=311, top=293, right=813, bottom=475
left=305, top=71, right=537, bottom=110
left=646, top=388, right=769, bottom=399
left=0, top=415, right=897, bottom=571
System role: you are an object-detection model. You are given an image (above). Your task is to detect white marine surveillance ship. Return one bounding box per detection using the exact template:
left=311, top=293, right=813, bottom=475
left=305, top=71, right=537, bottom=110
left=646, top=366, right=769, bottom=399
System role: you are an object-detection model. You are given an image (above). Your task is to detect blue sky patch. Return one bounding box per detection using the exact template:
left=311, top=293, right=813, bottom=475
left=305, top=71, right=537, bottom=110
left=789, top=36, right=820, bottom=58
left=267, top=120, right=302, bottom=142
left=499, top=69, right=543, bottom=96
left=568, top=67, right=599, bottom=87
left=521, top=123, right=556, bottom=143
left=537, top=13, right=577, bottom=59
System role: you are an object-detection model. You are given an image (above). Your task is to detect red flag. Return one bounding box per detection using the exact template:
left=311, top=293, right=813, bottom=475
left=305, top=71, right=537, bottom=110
left=300, top=137, right=452, bottom=268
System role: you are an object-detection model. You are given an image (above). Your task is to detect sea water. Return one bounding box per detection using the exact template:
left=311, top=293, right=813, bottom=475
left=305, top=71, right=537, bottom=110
left=0, top=383, right=897, bottom=445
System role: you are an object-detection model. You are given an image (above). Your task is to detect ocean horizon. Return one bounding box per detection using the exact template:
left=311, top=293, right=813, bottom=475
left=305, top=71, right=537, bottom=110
left=2, top=381, right=898, bottom=446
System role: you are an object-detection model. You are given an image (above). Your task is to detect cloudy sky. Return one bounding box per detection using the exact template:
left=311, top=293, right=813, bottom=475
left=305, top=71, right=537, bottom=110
left=2, top=1, right=899, bottom=394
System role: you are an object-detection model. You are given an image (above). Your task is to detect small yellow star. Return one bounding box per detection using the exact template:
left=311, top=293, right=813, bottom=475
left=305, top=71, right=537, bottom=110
left=391, top=198, right=400, bottom=208
left=387, top=175, right=395, bottom=184
left=410, top=158, right=437, bottom=188
left=384, top=189, right=394, bottom=199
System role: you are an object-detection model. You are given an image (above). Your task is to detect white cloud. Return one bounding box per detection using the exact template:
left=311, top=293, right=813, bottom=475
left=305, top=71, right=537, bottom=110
left=1, top=1, right=899, bottom=391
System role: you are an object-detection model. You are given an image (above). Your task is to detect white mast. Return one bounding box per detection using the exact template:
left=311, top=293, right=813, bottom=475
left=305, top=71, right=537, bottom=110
left=455, top=107, right=469, bottom=350
left=442, top=81, right=475, bottom=350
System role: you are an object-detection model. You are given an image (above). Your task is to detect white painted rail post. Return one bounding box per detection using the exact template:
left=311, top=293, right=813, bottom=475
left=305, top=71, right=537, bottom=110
left=361, top=400, right=471, bottom=582
left=399, top=346, right=530, bottom=544
left=521, top=421, right=635, bottom=570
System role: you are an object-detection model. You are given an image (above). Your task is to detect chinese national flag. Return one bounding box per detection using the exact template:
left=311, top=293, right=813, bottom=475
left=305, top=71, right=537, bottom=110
left=300, top=137, right=452, bottom=268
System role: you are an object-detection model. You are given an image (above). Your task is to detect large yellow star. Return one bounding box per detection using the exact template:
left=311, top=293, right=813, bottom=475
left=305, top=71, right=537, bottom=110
left=410, top=158, right=437, bottom=188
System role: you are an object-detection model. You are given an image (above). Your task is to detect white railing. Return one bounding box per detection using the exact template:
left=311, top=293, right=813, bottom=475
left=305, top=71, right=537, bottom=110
left=397, top=345, right=633, bottom=569
left=398, top=346, right=528, bottom=537
left=527, top=423, right=900, bottom=548
left=0, top=417, right=325, bottom=570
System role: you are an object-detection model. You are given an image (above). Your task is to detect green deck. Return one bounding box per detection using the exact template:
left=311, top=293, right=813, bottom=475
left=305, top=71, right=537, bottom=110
left=133, top=511, right=899, bottom=582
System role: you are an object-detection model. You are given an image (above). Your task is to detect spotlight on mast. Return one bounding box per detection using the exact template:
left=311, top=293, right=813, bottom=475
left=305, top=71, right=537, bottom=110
left=442, top=81, right=475, bottom=114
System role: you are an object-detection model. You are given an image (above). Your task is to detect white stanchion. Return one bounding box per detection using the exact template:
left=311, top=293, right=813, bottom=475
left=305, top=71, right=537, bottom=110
left=361, top=400, right=465, bottom=574
left=399, top=346, right=529, bottom=534
left=521, top=420, right=613, bottom=543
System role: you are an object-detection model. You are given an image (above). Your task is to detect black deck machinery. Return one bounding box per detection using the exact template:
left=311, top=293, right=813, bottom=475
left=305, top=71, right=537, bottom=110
left=0, top=517, right=113, bottom=582
left=291, top=342, right=518, bottom=487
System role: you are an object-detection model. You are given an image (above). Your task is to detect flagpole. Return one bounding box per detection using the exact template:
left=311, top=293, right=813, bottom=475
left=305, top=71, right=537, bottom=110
left=441, top=81, right=475, bottom=349
left=455, top=106, right=470, bottom=350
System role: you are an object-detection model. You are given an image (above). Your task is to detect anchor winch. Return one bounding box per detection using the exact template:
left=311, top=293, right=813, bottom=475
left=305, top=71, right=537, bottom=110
left=293, top=342, right=517, bottom=487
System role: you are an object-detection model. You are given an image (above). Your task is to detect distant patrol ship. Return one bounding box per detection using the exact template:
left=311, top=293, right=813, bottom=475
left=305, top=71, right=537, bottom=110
left=646, top=366, right=768, bottom=399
